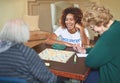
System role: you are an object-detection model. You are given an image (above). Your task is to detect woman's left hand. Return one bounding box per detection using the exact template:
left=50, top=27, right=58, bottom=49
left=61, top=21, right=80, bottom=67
left=75, top=23, right=84, bottom=31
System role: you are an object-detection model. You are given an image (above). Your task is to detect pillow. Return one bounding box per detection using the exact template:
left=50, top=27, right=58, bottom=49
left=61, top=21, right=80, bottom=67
left=29, top=31, right=51, bottom=41
left=23, top=15, right=40, bottom=31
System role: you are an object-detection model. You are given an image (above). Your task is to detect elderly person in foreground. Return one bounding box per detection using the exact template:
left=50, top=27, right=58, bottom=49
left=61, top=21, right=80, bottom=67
left=0, top=19, right=64, bottom=83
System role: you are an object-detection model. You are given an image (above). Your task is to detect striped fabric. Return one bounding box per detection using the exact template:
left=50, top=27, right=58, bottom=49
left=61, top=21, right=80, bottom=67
left=0, top=43, right=57, bottom=83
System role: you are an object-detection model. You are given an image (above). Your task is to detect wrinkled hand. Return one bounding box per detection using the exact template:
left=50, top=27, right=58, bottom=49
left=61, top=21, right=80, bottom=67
left=73, top=44, right=86, bottom=54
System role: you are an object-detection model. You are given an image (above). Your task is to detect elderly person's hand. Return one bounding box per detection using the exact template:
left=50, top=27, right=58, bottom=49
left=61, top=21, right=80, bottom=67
left=73, top=44, right=86, bottom=54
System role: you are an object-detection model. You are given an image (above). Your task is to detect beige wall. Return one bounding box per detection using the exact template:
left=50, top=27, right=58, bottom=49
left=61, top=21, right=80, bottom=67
left=100, top=0, right=120, bottom=20
left=0, top=0, right=120, bottom=31
left=0, top=0, right=27, bottom=30
left=90, top=0, right=120, bottom=20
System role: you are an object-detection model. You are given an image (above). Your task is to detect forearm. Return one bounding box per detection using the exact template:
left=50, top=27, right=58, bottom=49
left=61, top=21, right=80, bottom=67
left=75, top=24, right=90, bottom=47
left=45, top=38, right=73, bottom=47
left=80, top=29, right=90, bottom=47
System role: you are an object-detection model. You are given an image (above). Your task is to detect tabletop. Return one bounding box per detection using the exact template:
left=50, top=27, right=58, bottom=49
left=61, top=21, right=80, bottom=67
left=32, top=43, right=90, bottom=81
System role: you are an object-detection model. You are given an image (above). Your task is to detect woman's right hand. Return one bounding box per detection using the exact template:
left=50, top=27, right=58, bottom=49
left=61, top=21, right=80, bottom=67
left=64, top=42, right=73, bottom=47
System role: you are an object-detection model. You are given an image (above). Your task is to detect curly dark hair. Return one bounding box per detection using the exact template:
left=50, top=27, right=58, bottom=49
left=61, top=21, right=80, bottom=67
left=60, top=7, right=83, bottom=28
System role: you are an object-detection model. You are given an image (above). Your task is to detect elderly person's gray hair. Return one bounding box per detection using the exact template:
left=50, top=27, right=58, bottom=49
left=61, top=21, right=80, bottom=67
left=0, top=19, right=30, bottom=43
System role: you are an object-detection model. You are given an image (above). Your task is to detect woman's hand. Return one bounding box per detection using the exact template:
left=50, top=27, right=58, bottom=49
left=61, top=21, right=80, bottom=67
left=73, top=44, right=86, bottom=54
left=75, top=23, right=84, bottom=31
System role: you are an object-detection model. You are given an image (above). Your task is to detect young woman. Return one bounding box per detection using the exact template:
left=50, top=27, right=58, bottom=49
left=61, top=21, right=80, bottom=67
left=45, top=7, right=89, bottom=47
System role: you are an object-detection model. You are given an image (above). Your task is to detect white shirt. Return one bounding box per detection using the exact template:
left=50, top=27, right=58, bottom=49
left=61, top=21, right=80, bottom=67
left=54, top=26, right=89, bottom=45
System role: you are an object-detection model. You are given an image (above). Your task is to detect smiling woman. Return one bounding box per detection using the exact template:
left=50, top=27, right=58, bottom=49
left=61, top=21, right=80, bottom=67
left=45, top=7, right=90, bottom=48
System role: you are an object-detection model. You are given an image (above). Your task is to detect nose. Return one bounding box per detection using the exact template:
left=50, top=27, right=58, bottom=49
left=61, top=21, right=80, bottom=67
left=66, top=20, right=71, bottom=23
left=93, top=27, right=98, bottom=32
left=90, top=27, right=98, bottom=33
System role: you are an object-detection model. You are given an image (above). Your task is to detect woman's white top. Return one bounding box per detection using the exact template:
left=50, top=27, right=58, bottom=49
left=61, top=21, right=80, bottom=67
left=54, top=26, right=89, bottom=45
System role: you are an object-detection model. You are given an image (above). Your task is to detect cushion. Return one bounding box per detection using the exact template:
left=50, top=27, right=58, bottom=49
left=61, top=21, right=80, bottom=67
left=23, top=15, right=40, bottom=31
left=29, top=30, right=51, bottom=41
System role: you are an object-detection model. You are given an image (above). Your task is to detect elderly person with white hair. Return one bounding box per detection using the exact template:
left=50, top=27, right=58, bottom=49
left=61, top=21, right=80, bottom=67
left=0, top=19, right=64, bottom=83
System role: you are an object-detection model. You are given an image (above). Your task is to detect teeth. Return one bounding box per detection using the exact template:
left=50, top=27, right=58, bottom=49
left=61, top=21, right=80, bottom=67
left=67, top=24, right=72, bottom=26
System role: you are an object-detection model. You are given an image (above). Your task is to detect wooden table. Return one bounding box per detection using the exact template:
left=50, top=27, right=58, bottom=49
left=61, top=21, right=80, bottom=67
left=32, top=43, right=90, bottom=82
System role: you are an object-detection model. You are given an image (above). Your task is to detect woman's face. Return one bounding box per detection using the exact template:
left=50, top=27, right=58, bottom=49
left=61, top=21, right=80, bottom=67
left=65, top=13, right=76, bottom=30
left=90, top=25, right=106, bottom=35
